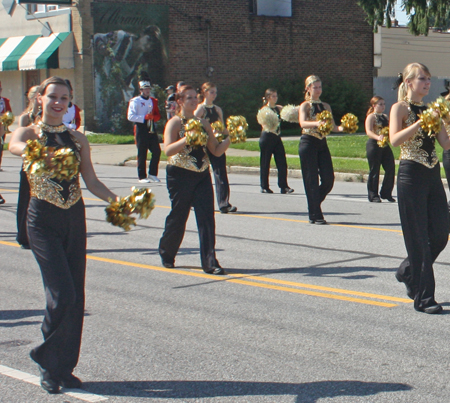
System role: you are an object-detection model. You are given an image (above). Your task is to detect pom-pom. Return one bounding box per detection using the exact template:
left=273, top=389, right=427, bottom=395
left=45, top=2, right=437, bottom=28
left=1, top=111, right=15, bottom=134
left=280, top=105, right=299, bottom=123
left=419, top=109, right=441, bottom=137
left=49, top=147, right=79, bottom=181
left=377, top=127, right=389, bottom=148
left=227, top=115, right=248, bottom=143
left=316, top=110, right=333, bottom=137
left=341, top=113, right=359, bottom=134
left=211, top=120, right=225, bottom=142
left=429, top=97, right=450, bottom=124
left=257, top=107, right=279, bottom=133
left=184, top=119, right=208, bottom=147
left=105, top=187, right=156, bottom=231
left=22, top=139, right=49, bottom=176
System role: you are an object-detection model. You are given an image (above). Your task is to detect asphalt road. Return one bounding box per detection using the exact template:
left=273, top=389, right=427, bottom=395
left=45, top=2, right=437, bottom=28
left=1, top=154, right=450, bottom=403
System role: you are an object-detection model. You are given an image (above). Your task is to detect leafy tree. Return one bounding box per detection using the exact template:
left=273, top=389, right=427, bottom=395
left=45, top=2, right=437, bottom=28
left=357, top=0, right=450, bottom=35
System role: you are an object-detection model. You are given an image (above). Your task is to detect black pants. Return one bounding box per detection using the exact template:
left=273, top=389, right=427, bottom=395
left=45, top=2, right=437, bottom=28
left=298, top=135, right=334, bottom=221
left=27, top=198, right=87, bottom=375
left=16, top=168, right=30, bottom=246
left=366, top=139, right=395, bottom=201
left=259, top=131, right=288, bottom=190
left=207, top=150, right=231, bottom=211
left=134, top=123, right=161, bottom=179
left=159, top=166, right=218, bottom=270
left=396, top=161, right=449, bottom=311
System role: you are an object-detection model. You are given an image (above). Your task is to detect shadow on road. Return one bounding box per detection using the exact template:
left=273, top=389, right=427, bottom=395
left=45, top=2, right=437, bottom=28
left=84, top=379, right=412, bottom=402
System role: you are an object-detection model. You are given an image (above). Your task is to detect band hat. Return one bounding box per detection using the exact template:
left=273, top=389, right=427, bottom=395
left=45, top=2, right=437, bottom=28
left=165, top=85, right=175, bottom=92
left=139, top=80, right=151, bottom=89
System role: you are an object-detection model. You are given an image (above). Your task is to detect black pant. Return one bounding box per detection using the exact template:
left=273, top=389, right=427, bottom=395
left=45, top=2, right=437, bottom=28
left=134, top=123, right=161, bottom=179
left=207, top=150, right=231, bottom=211
left=298, top=135, right=334, bottom=221
left=396, top=161, right=449, bottom=311
left=16, top=168, right=30, bottom=246
left=159, top=166, right=218, bottom=270
left=366, top=139, right=395, bottom=201
left=259, top=131, right=288, bottom=190
left=27, top=198, right=86, bottom=375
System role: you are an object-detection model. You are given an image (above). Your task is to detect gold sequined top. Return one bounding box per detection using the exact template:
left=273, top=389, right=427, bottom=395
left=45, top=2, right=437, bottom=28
left=27, top=126, right=82, bottom=209
left=302, top=101, right=326, bottom=139
left=399, top=102, right=438, bottom=168
left=167, top=117, right=210, bottom=172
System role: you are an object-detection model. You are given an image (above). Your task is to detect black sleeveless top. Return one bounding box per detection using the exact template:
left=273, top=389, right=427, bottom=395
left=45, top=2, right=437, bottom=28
left=204, top=105, right=220, bottom=124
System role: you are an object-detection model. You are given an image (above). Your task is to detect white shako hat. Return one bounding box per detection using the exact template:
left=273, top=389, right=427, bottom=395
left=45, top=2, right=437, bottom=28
left=139, top=80, right=151, bottom=89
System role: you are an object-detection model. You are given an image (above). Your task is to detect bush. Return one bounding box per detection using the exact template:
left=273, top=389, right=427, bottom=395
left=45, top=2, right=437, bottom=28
left=218, top=76, right=370, bottom=134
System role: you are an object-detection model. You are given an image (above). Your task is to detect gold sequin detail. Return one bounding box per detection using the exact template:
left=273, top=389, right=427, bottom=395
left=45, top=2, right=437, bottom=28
left=167, top=123, right=210, bottom=172
left=27, top=132, right=82, bottom=208
left=399, top=107, right=438, bottom=168
left=38, top=120, right=68, bottom=133
left=302, top=102, right=324, bottom=139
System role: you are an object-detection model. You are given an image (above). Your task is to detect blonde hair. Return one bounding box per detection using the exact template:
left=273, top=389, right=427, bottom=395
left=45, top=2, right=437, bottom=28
left=24, top=85, right=39, bottom=114
left=304, top=75, right=321, bottom=101
left=397, top=63, right=431, bottom=102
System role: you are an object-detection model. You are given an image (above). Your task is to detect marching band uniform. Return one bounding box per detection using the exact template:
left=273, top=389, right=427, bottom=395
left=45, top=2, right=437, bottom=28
left=127, top=93, right=161, bottom=181
left=395, top=100, right=448, bottom=312
left=26, top=122, right=86, bottom=382
left=298, top=101, right=334, bottom=223
left=159, top=117, right=221, bottom=273
left=199, top=104, right=234, bottom=213
left=366, top=113, right=395, bottom=202
left=259, top=107, right=290, bottom=193
left=63, top=104, right=81, bottom=130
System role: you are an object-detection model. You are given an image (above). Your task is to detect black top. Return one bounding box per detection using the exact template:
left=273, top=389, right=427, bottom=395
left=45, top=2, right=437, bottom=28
left=204, top=105, right=220, bottom=124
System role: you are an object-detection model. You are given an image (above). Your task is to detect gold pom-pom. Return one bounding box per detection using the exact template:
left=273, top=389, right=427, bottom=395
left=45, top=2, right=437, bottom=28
left=22, top=139, right=49, bottom=176
left=227, top=115, right=248, bottom=143
left=105, top=197, right=136, bottom=232
left=105, top=187, right=156, bottom=231
left=377, top=127, right=389, bottom=148
left=316, top=110, right=333, bottom=137
left=280, top=105, right=299, bottom=123
left=184, top=119, right=208, bottom=147
left=1, top=111, right=15, bottom=134
left=211, top=120, right=225, bottom=142
left=257, top=107, right=279, bottom=133
left=49, top=148, right=79, bottom=181
left=429, top=97, right=450, bottom=124
left=341, top=113, right=359, bottom=134
left=419, top=109, right=441, bottom=137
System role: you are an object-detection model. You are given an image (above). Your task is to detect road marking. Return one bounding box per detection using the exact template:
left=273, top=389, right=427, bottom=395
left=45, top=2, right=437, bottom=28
left=0, top=364, right=108, bottom=402
left=0, top=241, right=411, bottom=307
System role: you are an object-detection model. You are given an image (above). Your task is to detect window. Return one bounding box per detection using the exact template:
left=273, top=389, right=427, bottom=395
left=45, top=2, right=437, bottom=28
left=251, top=0, right=292, bottom=17
left=26, top=3, right=71, bottom=19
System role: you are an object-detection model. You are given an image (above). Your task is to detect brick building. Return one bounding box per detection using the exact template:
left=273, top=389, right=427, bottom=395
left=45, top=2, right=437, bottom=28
left=0, top=1, right=373, bottom=131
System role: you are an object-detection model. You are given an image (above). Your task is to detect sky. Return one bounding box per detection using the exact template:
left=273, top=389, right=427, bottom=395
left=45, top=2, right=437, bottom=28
left=394, top=3, right=409, bottom=25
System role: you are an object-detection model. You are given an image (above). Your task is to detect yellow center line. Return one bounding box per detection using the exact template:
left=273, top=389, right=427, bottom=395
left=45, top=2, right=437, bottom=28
left=0, top=240, right=408, bottom=307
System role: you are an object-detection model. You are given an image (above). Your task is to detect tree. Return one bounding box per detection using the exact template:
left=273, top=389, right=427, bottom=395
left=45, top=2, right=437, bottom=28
left=357, top=0, right=450, bottom=35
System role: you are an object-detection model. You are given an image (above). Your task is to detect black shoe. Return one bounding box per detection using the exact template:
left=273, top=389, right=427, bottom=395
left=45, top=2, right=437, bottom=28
left=204, top=266, right=225, bottom=275
left=60, top=373, right=82, bottom=389
left=38, top=367, right=60, bottom=394
left=161, top=259, right=174, bottom=269
left=309, top=219, right=327, bottom=225
left=395, top=272, right=415, bottom=300
left=261, top=188, right=273, bottom=194
left=382, top=196, right=396, bottom=202
left=370, top=196, right=381, bottom=203
left=21, top=244, right=31, bottom=250
left=0, top=195, right=5, bottom=205
left=417, top=304, right=443, bottom=314
left=281, top=188, right=294, bottom=194
left=220, top=206, right=238, bottom=214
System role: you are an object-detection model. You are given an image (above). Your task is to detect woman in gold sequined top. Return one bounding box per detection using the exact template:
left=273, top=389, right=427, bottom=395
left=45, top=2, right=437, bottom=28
left=299, top=75, right=344, bottom=225
left=159, top=85, right=230, bottom=275
left=390, top=63, right=450, bottom=315
left=9, top=77, right=119, bottom=393
left=364, top=96, right=395, bottom=203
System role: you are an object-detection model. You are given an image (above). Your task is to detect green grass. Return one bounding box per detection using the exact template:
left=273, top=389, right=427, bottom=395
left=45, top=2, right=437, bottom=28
left=86, top=133, right=135, bottom=144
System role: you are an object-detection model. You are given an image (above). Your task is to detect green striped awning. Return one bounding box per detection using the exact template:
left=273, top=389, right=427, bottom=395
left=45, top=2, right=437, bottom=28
left=0, top=33, right=73, bottom=71
left=0, top=35, right=40, bottom=71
